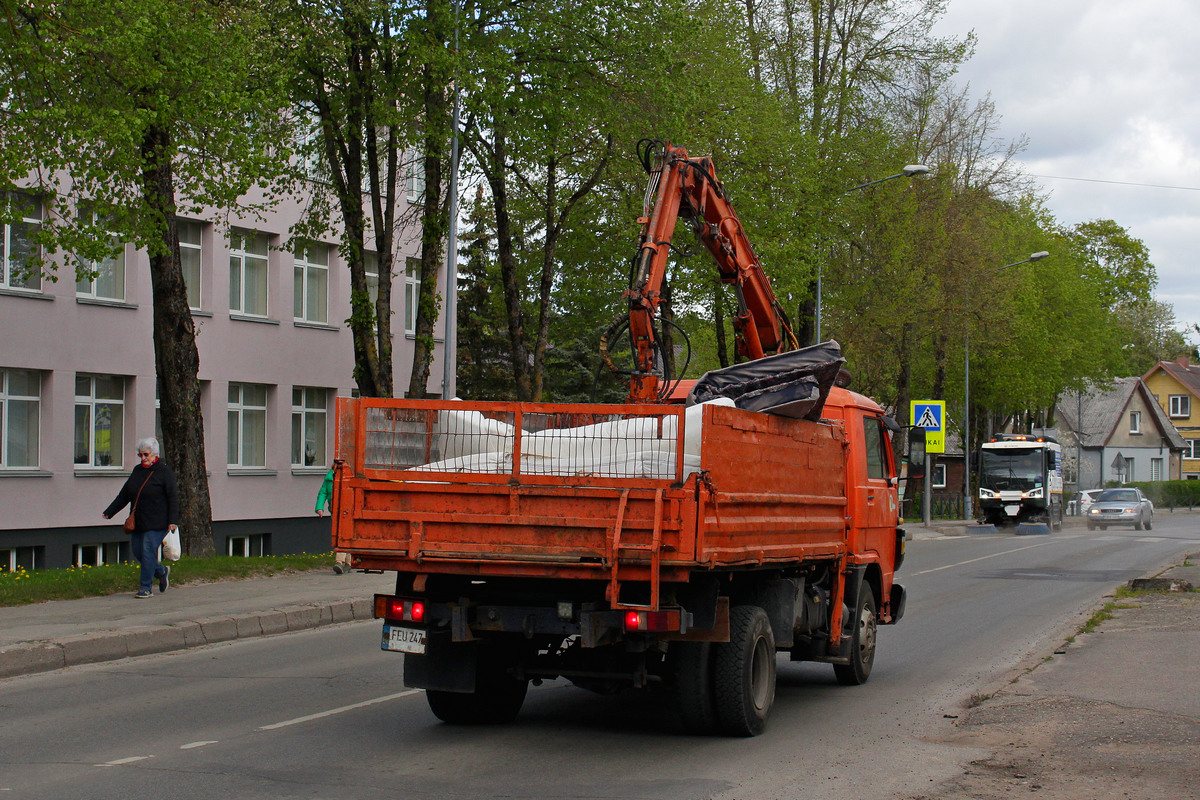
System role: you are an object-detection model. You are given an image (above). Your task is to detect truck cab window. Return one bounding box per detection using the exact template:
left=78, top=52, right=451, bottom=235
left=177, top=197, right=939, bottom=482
left=863, top=416, right=889, bottom=480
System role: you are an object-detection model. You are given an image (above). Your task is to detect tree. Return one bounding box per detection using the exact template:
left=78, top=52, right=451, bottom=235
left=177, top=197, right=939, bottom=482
left=0, top=0, right=294, bottom=556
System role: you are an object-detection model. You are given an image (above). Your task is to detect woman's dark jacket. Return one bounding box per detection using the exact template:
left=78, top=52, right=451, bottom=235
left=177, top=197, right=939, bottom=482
left=105, top=459, right=179, bottom=533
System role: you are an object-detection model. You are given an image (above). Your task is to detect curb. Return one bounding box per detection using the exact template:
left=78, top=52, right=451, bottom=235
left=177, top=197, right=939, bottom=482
left=0, top=597, right=375, bottom=680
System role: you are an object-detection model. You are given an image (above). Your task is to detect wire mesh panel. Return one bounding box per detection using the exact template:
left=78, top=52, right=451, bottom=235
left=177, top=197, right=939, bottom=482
left=354, top=401, right=688, bottom=481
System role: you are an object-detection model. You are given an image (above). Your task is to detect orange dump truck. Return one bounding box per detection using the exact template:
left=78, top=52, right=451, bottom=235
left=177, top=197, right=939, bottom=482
left=330, top=381, right=906, bottom=736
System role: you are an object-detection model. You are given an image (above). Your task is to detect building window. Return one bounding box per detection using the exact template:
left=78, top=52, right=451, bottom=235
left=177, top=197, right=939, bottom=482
left=0, top=368, right=40, bottom=468
left=1151, top=458, right=1163, bottom=482
left=1125, top=458, right=1135, bottom=483
left=227, top=533, right=269, bottom=557
left=291, top=387, right=328, bottom=467
left=405, top=258, right=421, bottom=335
left=178, top=219, right=203, bottom=311
left=405, top=153, right=425, bottom=204
left=229, top=229, right=269, bottom=317
left=73, top=541, right=127, bottom=566
left=227, top=382, right=267, bottom=468
left=74, top=374, right=125, bottom=468
left=1169, top=395, right=1191, bottom=418
left=1186, top=439, right=1200, bottom=460
left=1129, top=411, right=1141, bottom=434
left=1, top=546, right=40, bottom=571
left=932, top=463, right=947, bottom=488
left=1, top=192, right=42, bottom=291
left=293, top=240, right=329, bottom=324
left=75, top=209, right=126, bottom=301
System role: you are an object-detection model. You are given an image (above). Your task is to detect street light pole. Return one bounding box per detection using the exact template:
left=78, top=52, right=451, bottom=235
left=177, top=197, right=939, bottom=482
left=963, top=251, right=1050, bottom=521
left=814, top=165, right=930, bottom=342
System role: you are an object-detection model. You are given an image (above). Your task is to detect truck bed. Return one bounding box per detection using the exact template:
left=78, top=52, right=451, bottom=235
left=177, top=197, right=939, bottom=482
left=333, top=398, right=849, bottom=608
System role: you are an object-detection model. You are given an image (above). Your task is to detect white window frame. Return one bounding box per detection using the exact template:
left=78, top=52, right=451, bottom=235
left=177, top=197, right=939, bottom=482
left=178, top=219, right=203, bottom=311
left=74, top=208, right=127, bottom=301
left=0, top=368, right=40, bottom=469
left=291, top=386, right=328, bottom=467
left=227, top=533, right=268, bottom=557
left=1, top=192, right=42, bottom=291
left=1169, top=394, right=1191, bottom=418
left=405, top=153, right=425, bottom=204
left=227, top=382, right=268, bottom=468
left=1151, top=457, right=1163, bottom=482
left=932, top=463, right=947, bottom=489
left=1129, top=411, right=1141, bottom=434
left=229, top=229, right=269, bottom=317
left=74, top=374, right=125, bottom=469
left=293, top=240, right=329, bottom=324
left=404, top=257, right=421, bottom=335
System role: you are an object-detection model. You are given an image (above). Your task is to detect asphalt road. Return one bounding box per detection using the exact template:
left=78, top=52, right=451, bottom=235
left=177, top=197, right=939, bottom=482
left=4, top=515, right=1198, bottom=800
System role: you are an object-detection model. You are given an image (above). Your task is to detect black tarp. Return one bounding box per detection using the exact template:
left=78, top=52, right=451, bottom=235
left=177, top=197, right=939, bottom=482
left=686, top=340, right=846, bottom=421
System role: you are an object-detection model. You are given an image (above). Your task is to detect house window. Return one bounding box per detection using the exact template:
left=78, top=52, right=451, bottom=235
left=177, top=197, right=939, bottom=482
left=365, top=251, right=380, bottom=307
left=291, top=387, right=328, bottom=467
left=74, top=374, right=124, bottom=468
left=227, top=382, right=267, bottom=467
left=73, top=541, right=127, bottom=566
left=405, top=258, right=421, bottom=335
left=1186, top=439, right=1200, bottom=460
left=1, top=546, right=40, bottom=571
left=293, top=240, right=329, bottom=324
left=932, top=463, right=947, bottom=488
left=75, top=209, right=126, bottom=301
left=0, top=368, right=40, bottom=468
left=1125, top=458, right=1135, bottom=483
left=178, top=219, right=203, bottom=311
left=1, top=192, right=42, bottom=291
left=227, top=533, right=269, bottom=557
left=1151, top=458, right=1163, bottom=482
left=1129, top=411, right=1141, bottom=434
left=1169, top=395, right=1191, bottom=418
left=405, top=153, right=425, bottom=203
left=229, top=230, right=269, bottom=317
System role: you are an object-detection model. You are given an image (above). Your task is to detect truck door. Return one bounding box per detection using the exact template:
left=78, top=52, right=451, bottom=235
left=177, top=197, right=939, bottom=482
left=858, top=412, right=899, bottom=551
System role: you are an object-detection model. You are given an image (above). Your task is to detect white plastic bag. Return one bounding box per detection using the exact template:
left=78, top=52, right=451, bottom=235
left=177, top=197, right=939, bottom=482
left=162, top=529, right=182, bottom=561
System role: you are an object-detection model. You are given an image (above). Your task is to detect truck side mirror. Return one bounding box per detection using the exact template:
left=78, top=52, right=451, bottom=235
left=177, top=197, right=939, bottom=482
left=907, top=430, right=926, bottom=469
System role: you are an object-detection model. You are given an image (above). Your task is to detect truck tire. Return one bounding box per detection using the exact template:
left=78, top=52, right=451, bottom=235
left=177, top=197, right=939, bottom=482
left=833, top=584, right=877, bottom=686
left=672, top=641, right=718, bottom=735
left=713, top=606, right=776, bottom=737
left=425, top=648, right=528, bottom=725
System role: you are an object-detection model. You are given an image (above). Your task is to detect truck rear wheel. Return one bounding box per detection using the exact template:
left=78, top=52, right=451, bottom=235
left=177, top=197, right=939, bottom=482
left=425, top=648, right=528, bottom=725
left=714, top=606, right=776, bottom=737
left=672, top=641, right=718, bottom=735
left=833, top=584, right=877, bottom=686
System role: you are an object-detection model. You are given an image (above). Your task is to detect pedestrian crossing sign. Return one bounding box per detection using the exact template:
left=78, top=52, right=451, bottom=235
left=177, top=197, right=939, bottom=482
left=910, top=400, right=945, bottom=454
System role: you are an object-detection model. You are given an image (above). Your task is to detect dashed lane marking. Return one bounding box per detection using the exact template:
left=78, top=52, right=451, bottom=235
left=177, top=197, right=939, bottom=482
left=258, top=689, right=421, bottom=731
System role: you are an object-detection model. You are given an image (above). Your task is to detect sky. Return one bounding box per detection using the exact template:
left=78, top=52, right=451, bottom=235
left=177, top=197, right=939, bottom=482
left=933, top=0, right=1200, bottom=343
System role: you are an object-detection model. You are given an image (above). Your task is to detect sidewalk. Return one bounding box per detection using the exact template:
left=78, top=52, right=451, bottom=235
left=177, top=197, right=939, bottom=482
left=0, top=568, right=394, bottom=679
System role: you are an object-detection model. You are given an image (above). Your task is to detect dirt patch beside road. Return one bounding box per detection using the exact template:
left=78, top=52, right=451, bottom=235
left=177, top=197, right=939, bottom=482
left=911, top=591, right=1200, bottom=799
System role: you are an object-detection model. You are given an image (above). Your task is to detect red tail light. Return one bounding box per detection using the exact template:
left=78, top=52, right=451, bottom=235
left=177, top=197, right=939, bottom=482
left=374, top=595, right=426, bottom=622
left=622, top=609, right=682, bottom=632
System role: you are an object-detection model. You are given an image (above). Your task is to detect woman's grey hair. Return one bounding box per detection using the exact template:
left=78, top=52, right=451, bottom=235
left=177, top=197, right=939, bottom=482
left=137, top=437, right=160, bottom=457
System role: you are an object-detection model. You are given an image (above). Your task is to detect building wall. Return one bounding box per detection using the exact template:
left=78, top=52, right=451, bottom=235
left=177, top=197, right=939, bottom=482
left=0, top=188, right=443, bottom=569
left=1143, top=369, right=1200, bottom=478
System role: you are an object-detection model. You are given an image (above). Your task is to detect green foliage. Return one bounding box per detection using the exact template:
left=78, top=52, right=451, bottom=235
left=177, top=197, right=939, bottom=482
left=1125, top=480, right=1200, bottom=509
left=0, top=553, right=335, bottom=607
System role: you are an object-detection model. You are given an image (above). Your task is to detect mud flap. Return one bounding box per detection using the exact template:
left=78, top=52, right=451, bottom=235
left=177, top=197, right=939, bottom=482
left=403, top=629, right=477, bottom=693
left=832, top=566, right=867, bottom=662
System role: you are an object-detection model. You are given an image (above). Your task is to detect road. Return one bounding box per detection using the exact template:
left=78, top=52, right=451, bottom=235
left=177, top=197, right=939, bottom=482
left=3, top=515, right=1197, bottom=800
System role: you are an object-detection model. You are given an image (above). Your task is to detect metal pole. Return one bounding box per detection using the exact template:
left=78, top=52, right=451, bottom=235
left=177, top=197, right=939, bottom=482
left=923, top=449, right=932, bottom=525
left=964, top=281, right=972, bottom=521
left=441, top=0, right=461, bottom=400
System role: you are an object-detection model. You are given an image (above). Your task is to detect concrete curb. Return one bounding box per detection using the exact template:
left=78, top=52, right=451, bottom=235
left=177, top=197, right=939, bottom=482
left=0, top=597, right=375, bottom=680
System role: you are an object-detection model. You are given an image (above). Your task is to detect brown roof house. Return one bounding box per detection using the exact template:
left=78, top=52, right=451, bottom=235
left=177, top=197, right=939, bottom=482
left=1142, top=355, right=1200, bottom=479
left=1056, top=376, right=1185, bottom=490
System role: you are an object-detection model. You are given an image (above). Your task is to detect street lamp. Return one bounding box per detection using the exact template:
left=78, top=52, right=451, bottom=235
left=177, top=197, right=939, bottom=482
left=815, top=165, right=931, bottom=342
left=963, top=251, right=1050, bottom=521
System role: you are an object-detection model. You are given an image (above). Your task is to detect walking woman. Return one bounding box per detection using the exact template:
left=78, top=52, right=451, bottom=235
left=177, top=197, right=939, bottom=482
left=103, top=437, right=179, bottom=598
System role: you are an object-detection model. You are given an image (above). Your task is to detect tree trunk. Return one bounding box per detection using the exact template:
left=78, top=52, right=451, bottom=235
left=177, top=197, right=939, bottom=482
left=140, top=123, right=214, bottom=557
left=714, top=281, right=729, bottom=368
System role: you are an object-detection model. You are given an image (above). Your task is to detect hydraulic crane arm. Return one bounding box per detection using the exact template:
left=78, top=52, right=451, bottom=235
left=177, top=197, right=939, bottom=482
left=623, top=142, right=798, bottom=402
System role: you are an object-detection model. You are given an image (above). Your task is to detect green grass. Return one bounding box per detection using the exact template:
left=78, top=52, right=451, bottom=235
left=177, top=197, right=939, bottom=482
left=0, top=552, right=335, bottom=607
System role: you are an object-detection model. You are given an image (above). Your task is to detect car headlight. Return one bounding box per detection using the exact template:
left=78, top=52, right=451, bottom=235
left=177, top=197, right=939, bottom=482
left=978, top=488, right=997, bottom=499
left=1023, top=488, right=1043, bottom=499
left=1088, top=507, right=1100, bottom=514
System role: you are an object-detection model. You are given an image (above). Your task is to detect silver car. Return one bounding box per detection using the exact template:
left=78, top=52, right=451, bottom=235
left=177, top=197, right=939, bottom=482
left=1085, top=487, right=1154, bottom=531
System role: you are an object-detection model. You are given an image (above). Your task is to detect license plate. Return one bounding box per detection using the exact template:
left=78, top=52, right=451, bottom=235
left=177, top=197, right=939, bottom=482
left=382, top=624, right=427, bottom=654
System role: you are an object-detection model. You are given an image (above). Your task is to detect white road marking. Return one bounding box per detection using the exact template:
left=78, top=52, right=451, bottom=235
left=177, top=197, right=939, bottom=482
left=180, top=741, right=219, bottom=750
left=95, top=756, right=152, bottom=767
left=1137, top=537, right=1167, bottom=543
left=258, top=689, right=421, bottom=731
left=910, top=541, right=1054, bottom=576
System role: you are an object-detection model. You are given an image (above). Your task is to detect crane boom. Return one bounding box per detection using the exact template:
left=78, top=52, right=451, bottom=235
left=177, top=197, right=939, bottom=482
left=624, top=142, right=797, bottom=402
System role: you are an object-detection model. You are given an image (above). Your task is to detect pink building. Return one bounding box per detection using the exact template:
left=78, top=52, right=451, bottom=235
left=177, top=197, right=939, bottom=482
left=0, top=187, right=448, bottom=570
